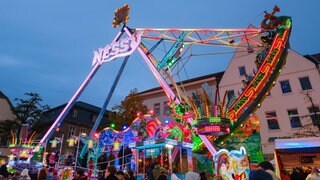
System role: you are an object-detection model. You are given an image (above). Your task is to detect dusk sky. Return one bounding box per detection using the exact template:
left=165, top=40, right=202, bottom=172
left=1, top=0, right=319, bottom=109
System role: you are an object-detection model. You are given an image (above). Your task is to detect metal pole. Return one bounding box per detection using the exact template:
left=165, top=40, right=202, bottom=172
left=179, top=147, right=182, bottom=173
left=42, top=140, right=48, bottom=166
left=39, top=29, right=124, bottom=146
left=40, top=63, right=101, bottom=145
left=168, top=147, right=172, bottom=175
left=122, top=145, right=125, bottom=170
left=89, top=56, right=130, bottom=138
left=74, top=134, right=81, bottom=174
left=57, top=134, right=64, bottom=168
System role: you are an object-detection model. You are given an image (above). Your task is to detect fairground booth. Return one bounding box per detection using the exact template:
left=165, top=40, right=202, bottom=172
left=274, top=137, right=320, bottom=177
left=98, top=114, right=204, bottom=179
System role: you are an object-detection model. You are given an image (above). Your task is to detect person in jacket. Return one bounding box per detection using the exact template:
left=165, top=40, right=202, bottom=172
left=20, top=168, right=31, bottom=180
left=88, top=157, right=94, bottom=178
left=152, top=164, right=167, bottom=180
left=104, top=166, right=118, bottom=180
left=75, top=169, right=88, bottom=180
left=38, top=166, right=47, bottom=180
left=258, top=161, right=280, bottom=180
left=306, top=167, right=320, bottom=180
left=0, top=159, right=8, bottom=178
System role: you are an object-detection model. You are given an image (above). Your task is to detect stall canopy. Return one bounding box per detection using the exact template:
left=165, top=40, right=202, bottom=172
left=275, top=137, right=320, bottom=169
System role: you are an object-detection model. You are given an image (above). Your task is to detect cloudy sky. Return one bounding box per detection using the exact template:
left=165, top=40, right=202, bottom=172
left=1, top=0, right=319, bottom=109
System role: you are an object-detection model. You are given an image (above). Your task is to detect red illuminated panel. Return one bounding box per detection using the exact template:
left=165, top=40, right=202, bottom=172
left=204, top=126, right=221, bottom=132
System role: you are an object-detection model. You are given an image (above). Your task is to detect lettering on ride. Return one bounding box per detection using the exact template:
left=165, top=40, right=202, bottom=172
left=234, top=96, right=248, bottom=111
left=204, top=125, right=221, bottom=132
left=92, top=31, right=142, bottom=66
left=251, top=73, right=265, bottom=88
left=266, top=48, right=279, bottom=63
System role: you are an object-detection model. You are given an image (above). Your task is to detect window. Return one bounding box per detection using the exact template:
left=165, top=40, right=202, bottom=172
left=154, top=103, right=160, bottom=116
left=79, top=128, right=87, bottom=135
left=68, top=126, right=76, bottom=138
left=268, top=137, right=278, bottom=142
left=299, top=77, right=312, bottom=90
left=238, top=66, right=247, bottom=76
left=280, top=80, right=292, bottom=94
left=91, top=114, right=97, bottom=123
left=288, top=109, right=302, bottom=128
left=265, top=111, right=280, bottom=130
left=227, top=90, right=235, bottom=102
left=72, top=109, right=78, bottom=118
left=308, top=106, right=320, bottom=126
left=163, top=101, right=171, bottom=116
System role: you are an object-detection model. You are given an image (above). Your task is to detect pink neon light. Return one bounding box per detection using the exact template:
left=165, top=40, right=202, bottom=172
left=39, top=30, right=124, bottom=145
left=135, top=28, right=261, bottom=33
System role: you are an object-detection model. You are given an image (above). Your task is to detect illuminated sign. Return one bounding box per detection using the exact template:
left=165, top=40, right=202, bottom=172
left=234, top=96, right=248, bottom=111
left=204, top=125, right=221, bottom=132
left=251, top=73, right=265, bottom=88
left=92, top=31, right=142, bottom=66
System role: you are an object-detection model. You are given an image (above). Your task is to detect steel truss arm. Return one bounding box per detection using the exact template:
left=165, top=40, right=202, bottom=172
left=136, top=28, right=264, bottom=49
left=124, top=27, right=218, bottom=154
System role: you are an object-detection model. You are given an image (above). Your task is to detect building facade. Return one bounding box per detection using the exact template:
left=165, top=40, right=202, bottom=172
left=139, top=51, right=320, bottom=159
left=219, top=50, right=320, bottom=159
left=42, top=101, right=110, bottom=155
left=0, top=91, right=16, bottom=123
left=139, top=72, right=224, bottom=124
left=0, top=91, right=16, bottom=157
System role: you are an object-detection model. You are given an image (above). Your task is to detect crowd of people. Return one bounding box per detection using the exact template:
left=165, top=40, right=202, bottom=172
left=0, top=153, right=319, bottom=180
left=249, top=161, right=320, bottom=180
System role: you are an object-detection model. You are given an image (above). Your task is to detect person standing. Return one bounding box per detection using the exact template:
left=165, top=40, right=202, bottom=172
left=88, top=157, right=94, bottom=178
left=38, top=166, right=47, bottom=180
left=199, top=172, right=207, bottom=180
left=20, top=169, right=31, bottom=180
left=306, top=167, right=320, bottom=180
left=128, top=170, right=136, bottom=180
left=158, top=171, right=167, bottom=180
left=75, top=169, right=88, bottom=180
left=0, top=159, right=8, bottom=178
left=104, top=166, right=118, bottom=180
left=258, top=161, right=280, bottom=180
left=107, top=152, right=116, bottom=166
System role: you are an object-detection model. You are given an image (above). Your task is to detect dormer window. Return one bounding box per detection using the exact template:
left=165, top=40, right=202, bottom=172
left=72, top=109, right=78, bottom=118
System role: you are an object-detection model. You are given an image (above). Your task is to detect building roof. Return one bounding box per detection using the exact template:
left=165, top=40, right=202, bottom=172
left=42, top=101, right=110, bottom=127
left=304, top=53, right=320, bottom=66
left=138, top=71, right=224, bottom=94
left=46, top=101, right=110, bottom=114
left=0, top=91, right=16, bottom=114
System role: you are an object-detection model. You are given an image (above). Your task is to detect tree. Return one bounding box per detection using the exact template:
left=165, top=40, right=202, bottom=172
left=304, top=92, right=320, bottom=132
left=292, top=92, right=320, bottom=137
left=14, top=92, right=50, bottom=128
left=109, top=88, right=148, bottom=130
left=0, top=92, right=50, bottom=145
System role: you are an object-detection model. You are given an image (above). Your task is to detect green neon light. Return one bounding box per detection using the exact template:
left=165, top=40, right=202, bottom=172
left=209, top=117, right=222, bottom=123
left=157, top=31, right=188, bottom=70
left=234, top=96, right=248, bottom=111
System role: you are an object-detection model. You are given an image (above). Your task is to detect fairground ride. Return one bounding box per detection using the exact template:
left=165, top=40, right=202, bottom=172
left=36, top=5, right=292, bottom=159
